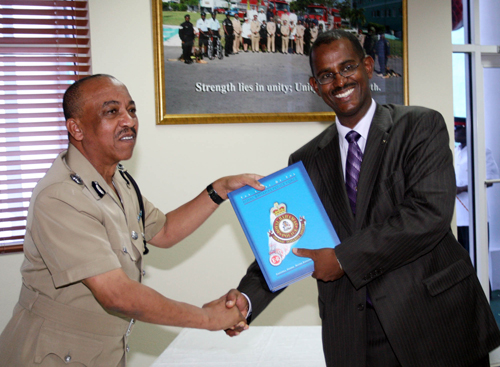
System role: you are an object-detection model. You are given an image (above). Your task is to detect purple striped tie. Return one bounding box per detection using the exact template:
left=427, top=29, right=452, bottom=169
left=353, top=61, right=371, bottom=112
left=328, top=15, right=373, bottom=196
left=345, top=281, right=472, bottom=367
left=345, top=131, right=363, bottom=215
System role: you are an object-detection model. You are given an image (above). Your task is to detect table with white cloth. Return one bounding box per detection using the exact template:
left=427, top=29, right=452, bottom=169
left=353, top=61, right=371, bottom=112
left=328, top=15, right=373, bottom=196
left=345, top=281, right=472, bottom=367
left=150, top=326, right=326, bottom=367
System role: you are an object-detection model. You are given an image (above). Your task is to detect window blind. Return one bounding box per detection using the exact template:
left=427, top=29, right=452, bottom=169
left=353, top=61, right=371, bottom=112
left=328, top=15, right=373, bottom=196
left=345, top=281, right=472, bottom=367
left=0, top=0, right=91, bottom=253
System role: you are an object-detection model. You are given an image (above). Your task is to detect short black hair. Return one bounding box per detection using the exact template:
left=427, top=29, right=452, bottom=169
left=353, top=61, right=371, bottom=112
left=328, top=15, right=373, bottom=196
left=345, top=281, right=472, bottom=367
left=309, top=30, right=365, bottom=76
left=63, top=74, right=116, bottom=120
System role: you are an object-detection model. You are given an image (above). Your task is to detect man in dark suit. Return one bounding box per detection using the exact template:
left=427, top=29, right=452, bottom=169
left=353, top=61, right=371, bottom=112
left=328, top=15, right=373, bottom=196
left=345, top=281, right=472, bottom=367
left=225, top=30, right=500, bottom=367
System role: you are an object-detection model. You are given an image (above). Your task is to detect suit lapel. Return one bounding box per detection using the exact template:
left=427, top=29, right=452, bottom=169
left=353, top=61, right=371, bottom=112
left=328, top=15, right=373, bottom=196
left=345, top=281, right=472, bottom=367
left=355, top=104, right=392, bottom=228
left=314, top=124, right=355, bottom=236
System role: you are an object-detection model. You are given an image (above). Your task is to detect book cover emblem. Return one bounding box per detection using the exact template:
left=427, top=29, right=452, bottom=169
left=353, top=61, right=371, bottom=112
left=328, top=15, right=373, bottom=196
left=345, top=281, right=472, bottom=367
left=268, top=202, right=306, bottom=266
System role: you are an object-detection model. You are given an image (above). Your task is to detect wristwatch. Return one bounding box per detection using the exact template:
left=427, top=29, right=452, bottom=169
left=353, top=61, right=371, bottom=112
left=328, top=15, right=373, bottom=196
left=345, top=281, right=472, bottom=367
left=206, top=183, right=225, bottom=205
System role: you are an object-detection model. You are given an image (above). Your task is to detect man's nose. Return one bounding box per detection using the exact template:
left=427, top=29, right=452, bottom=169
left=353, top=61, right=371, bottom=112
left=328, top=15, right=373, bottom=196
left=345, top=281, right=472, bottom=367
left=120, top=111, right=136, bottom=127
left=331, top=73, right=347, bottom=88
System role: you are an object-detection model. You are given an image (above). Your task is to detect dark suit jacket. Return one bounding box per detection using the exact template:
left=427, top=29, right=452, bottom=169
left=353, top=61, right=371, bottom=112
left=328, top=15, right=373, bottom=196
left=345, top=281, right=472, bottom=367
left=238, top=104, right=500, bottom=367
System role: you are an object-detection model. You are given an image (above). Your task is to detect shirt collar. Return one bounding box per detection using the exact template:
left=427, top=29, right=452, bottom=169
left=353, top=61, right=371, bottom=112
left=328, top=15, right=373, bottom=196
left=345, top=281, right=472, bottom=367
left=336, top=98, right=376, bottom=142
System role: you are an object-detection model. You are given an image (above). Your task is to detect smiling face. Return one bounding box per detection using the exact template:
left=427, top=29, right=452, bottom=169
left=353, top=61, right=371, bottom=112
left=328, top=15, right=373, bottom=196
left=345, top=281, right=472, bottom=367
left=309, top=38, right=374, bottom=129
left=67, top=76, right=138, bottom=175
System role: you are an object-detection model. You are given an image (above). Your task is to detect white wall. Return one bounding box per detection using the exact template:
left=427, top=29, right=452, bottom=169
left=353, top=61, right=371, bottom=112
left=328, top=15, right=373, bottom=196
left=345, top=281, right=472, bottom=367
left=0, top=1, right=453, bottom=366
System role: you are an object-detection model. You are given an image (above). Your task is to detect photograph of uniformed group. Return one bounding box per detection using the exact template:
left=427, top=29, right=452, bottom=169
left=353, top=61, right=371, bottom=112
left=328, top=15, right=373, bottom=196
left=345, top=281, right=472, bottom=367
left=159, top=0, right=405, bottom=116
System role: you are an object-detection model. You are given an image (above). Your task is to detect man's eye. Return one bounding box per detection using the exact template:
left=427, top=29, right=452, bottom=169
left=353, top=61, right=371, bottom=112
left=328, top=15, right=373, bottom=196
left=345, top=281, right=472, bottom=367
left=320, top=73, right=332, bottom=80
left=343, top=64, right=354, bottom=72
left=107, top=109, right=117, bottom=114
left=129, top=108, right=136, bottom=114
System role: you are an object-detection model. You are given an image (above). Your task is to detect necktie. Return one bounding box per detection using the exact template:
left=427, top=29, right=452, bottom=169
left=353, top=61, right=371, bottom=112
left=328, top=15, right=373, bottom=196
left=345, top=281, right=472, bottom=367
left=345, top=131, right=363, bottom=215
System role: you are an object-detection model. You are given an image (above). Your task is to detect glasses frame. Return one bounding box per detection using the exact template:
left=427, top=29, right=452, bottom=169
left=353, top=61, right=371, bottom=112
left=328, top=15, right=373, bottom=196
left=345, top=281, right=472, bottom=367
left=315, top=61, right=363, bottom=85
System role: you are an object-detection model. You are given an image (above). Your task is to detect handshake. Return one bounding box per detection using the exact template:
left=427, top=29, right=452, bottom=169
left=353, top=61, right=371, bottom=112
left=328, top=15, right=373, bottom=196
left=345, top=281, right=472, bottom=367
left=202, top=289, right=250, bottom=336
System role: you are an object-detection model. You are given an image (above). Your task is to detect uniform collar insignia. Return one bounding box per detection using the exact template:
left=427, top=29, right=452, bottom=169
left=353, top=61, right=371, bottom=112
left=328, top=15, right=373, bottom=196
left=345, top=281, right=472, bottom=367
left=92, top=181, right=106, bottom=198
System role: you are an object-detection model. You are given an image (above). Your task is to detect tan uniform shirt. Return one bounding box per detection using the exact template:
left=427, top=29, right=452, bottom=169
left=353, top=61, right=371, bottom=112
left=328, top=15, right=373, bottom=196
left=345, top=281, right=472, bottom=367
left=232, top=17, right=242, bottom=36
left=266, top=21, right=275, bottom=36
left=295, top=24, right=305, bottom=38
left=281, top=23, right=290, bottom=36
left=0, top=144, right=166, bottom=367
left=250, top=20, right=260, bottom=36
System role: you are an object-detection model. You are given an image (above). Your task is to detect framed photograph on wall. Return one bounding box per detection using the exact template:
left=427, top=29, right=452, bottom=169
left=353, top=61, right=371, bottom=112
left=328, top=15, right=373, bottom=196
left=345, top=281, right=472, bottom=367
left=152, top=0, right=408, bottom=125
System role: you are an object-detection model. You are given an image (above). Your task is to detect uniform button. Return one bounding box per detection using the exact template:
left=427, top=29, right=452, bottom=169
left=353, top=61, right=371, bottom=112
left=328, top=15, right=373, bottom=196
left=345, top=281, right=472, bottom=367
left=357, top=303, right=365, bottom=311
left=65, top=355, right=71, bottom=362
left=70, top=173, right=83, bottom=185
left=122, top=247, right=128, bottom=254
left=131, top=231, right=138, bottom=240
left=126, top=344, right=130, bottom=353
left=142, top=269, right=146, bottom=276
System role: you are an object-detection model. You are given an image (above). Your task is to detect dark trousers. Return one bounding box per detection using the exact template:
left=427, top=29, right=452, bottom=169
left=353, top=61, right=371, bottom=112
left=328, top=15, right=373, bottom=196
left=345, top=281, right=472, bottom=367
left=182, top=40, right=193, bottom=62
left=457, top=226, right=470, bottom=253
left=366, top=305, right=401, bottom=367
left=225, top=34, right=233, bottom=55
left=275, top=35, right=282, bottom=52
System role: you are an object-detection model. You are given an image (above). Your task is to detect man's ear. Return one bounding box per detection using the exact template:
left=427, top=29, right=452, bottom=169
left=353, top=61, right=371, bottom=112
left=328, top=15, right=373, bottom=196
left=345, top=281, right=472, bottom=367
left=364, top=55, right=375, bottom=79
left=66, top=118, right=84, bottom=141
left=309, top=76, right=321, bottom=96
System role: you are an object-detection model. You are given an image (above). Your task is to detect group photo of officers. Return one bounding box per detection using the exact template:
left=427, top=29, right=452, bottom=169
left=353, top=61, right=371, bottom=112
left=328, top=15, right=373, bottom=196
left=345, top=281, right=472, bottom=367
left=178, top=8, right=327, bottom=64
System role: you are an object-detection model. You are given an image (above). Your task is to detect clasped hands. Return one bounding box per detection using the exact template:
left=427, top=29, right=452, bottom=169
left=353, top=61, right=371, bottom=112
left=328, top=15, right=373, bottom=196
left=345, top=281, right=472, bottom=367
left=218, top=248, right=344, bottom=336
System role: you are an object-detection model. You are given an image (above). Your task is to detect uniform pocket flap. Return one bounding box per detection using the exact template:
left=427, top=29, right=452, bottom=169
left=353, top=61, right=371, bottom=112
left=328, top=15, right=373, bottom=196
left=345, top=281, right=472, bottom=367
left=34, top=325, right=103, bottom=366
left=422, top=260, right=473, bottom=297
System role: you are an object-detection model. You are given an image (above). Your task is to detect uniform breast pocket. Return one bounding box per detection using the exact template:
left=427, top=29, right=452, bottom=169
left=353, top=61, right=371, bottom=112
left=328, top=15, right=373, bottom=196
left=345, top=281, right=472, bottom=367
left=34, top=324, right=103, bottom=366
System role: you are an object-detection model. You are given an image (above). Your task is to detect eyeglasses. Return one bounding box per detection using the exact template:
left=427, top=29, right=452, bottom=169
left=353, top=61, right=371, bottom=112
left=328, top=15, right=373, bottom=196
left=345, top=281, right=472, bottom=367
left=315, top=62, right=361, bottom=85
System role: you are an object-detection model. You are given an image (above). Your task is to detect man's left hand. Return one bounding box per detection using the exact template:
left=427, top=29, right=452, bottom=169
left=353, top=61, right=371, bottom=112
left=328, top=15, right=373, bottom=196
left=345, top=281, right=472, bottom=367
left=212, top=174, right=265, bottom=200
left=292, top=247, right=344, bottom=282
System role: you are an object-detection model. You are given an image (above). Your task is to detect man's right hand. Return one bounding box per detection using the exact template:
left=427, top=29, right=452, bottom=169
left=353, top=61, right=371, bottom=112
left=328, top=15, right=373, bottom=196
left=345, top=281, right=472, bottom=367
left=202, top=295, right=247, bottom=332
left=224, top=289, right=249, bottom=337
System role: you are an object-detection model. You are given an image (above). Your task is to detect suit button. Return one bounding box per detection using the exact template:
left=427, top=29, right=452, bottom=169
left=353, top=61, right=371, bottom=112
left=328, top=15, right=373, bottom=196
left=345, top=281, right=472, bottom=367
left=357, top=303, right=365, bottom=311
left=65, top=355, right=71, bottom=362
left=131, top=231, right=138, bottom=240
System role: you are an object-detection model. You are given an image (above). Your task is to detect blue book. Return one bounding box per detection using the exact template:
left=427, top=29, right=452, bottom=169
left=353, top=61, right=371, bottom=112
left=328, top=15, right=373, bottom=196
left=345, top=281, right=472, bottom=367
left=228, top=161, right=341, bottom=292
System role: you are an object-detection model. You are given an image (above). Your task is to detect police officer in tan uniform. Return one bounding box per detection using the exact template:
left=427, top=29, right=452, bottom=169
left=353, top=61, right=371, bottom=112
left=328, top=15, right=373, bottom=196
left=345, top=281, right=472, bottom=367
left=232, top=14, right=242, bottom=54
left=295, top=19, right=305, bottom=55
left=281, top=19, right=290, bottom=54
left=250, top=14, right=260, bottom=52
left=0, top=74, right=264, bottom=367
left=266, top=16, right=276, bottom=53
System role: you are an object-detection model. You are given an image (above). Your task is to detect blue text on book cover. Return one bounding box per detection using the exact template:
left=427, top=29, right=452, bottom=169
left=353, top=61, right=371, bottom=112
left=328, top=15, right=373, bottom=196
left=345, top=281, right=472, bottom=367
left=228, top=161, right=340, bottom=292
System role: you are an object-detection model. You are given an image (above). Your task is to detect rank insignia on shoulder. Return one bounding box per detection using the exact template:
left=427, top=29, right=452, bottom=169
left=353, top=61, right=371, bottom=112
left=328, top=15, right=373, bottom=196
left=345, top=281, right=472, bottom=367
left=92, top=181, right=106, bottom=198
left=70, top=173, right=83, bottom=185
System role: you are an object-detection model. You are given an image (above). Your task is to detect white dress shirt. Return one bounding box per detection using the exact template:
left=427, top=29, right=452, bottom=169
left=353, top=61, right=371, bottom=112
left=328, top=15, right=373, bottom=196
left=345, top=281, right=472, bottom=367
left=335, top=98, right=376, bottom=182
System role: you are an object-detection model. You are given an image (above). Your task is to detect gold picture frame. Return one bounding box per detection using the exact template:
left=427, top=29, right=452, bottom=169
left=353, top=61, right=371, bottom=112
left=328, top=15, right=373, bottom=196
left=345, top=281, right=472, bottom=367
left=152, top=0, right=408, bottom=125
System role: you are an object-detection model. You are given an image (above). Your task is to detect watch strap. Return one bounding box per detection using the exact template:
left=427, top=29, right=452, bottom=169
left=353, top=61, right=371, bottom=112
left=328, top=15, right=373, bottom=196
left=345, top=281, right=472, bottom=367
left=207, top=183, right=225, bottom=205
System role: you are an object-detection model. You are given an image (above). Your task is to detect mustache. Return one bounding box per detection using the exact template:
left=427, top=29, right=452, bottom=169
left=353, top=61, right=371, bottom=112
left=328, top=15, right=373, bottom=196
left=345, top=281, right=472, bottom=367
left=116, top=127, right=137, bottom=139
left=332, top=83, right=356, bottom=95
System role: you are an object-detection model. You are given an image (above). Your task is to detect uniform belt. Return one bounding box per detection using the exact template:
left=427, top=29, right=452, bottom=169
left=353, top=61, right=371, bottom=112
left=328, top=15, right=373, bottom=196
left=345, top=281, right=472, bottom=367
left=19, top=284, right=133, bottom=337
